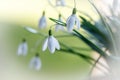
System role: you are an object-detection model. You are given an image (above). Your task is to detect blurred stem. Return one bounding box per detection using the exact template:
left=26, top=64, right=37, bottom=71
left=59, top=48, right=108, bottom=74
left=60, top=42, right=109, bottom=71
left=88, top=0, right=117, bottom=55
left=89, top=55, right=102, bottom=77
left=88, top=48, right=109, bottom=79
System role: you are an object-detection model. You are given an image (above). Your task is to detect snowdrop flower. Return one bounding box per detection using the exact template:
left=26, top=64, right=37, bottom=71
left=55, top=14, right=65, bottom=31
left=66, top=8, right=81, bottom=32
left=56, top=0, right=66, bottom=6
left=17, top=38, right=28, bottom=56
left=38, top=11, right=47, bottom=29
left=29, top=53, right=42, bottom=70
left=42, top=30, right=60, bottom=54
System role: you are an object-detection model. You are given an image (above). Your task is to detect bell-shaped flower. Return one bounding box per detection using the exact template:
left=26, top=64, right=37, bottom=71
left=42, top=30, right=60, bottom=54
left=38, top=11, right=47, bottom=29
left=17, top=39, right=28, bottom=56
left=66, top=8, right=81, bottom=32
left=56, top=0, right=66, bottom=6
left=29, top=53, right=42, bottom=70
left=55, top=14, right=65, bottom=31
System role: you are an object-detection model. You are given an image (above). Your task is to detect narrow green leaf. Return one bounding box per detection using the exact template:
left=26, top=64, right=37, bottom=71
left=73, top=29, right=108, bottom=57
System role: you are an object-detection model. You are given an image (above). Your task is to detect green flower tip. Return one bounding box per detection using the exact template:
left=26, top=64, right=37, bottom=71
left=59, top=14, right=61, bottom=18
left=72, top=8, right=76, bottom=14
left=42, top=11, right=45, bottom=16
left=49, top=29, right=52, bottom=36
left=22, top=38, right=26, bottom=42
left=35, top=53, right=39, bottom=57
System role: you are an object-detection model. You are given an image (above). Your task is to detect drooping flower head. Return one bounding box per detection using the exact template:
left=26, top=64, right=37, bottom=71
left=38, top=11, right=47, bottom=29
left=55, top=14, right=65, bottom=31
left=66, top=8, right=81, bottom=32
left=42, top=30, right=60, bottom=54
left=29, top=53, right=42, bottom=70
left=56, top=0, right=66, bottom=6
left=17, top=38, right=28, bottom=56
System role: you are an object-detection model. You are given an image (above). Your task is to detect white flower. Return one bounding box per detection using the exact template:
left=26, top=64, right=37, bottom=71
left=55, top=15, right=65, bottom=31
left=66, top=8, right=81, bottom=32
left=38, top=11, right=47, bottom=29
left=42, top=35, right=60, bottom=54
left=56, top=0, right=66, bottom=6
left=29, top=54, right=42, bottom=70
left=17, top=39, right=28, bottom=56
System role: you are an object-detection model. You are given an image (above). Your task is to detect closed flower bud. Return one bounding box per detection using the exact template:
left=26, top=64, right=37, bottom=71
left=38, top=11, right=47, bottom=29
left=55, top=14, right=65, bottom=31
left=29, top=53, right=42, bottom=70
left=66, top=8, right=81, bottom=32
left=17, top=39, right=28, bottom=56
left=56, top=0, right=66, bottom=6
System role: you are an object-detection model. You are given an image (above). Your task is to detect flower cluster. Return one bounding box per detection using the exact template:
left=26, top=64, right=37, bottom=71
left=17, top=0, right=81, bottom=71
left=15, top=0, right=120, bottom=79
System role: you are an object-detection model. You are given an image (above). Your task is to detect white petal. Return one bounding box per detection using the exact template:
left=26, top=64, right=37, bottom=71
left=17, top=42, right=28, bottom=56
left=61, top=0, right=66, bottom=6
left=75, top=17, right=81, bottom=29
left=22, top=42, right=28, bottom=56
left=48, top=36, right=55, bottom=53
left=66, top=15, right=76, bottom=32
left=24, top=27, right=38, bottom=34
left=42, top=38, right=48, bottom=51
left=29, top=57, right=35, bottom=69
left=52, top=37, right=60, bottom=50
left=34, top=57, right=42, bottom=70
left=39, top=16, right=47, bottom=29
left=56, top=0, right=65, bottom=6
left=29, top=57, right=42, bottom=70
left=55, top=24, right=60, bottom=31
left=55, top=17, right=65, bottom=31
left=17, top=44, right=23, bottom=56
left=55, top=24, right=64, bottom=31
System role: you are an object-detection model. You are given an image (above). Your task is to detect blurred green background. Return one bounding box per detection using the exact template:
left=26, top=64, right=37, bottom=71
left=0, top=0, right=98, bottom=80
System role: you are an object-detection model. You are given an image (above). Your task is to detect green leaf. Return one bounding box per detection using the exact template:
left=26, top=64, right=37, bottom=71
left=73, top=29, right=108, bottom=57
left=49, top=18, right=66, bottom=26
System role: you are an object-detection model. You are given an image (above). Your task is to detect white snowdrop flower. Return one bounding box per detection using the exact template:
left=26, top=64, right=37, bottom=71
left=66, top=8, right=81, bottom=32
left=42, top=30, right=60, bottom=54
left=56, top=0, right=66, bottom=6
left=38, top=11, right=47, bottom=29
left=55, top=14, right=65, bottom=31
left=29, top=53, right=42, bottom=70
left=17, top=39, right=28, bottom=56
